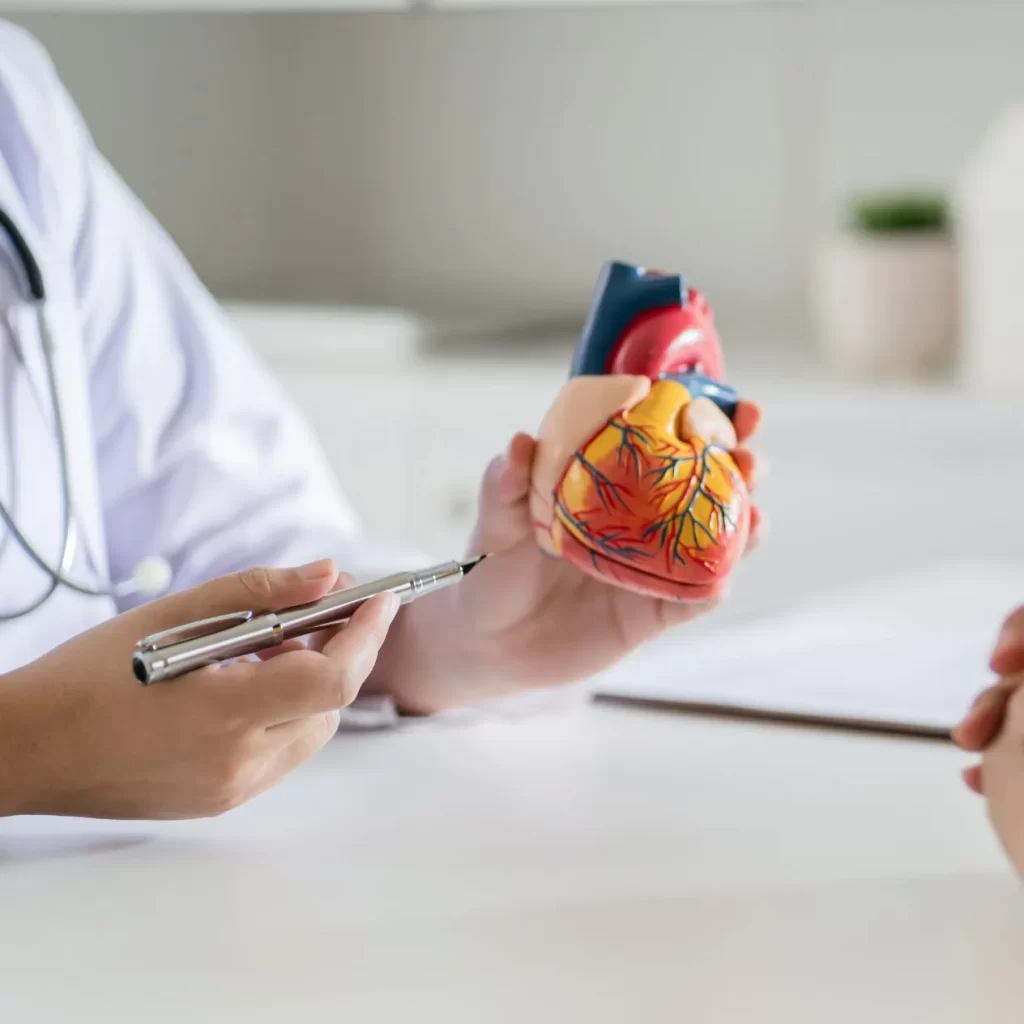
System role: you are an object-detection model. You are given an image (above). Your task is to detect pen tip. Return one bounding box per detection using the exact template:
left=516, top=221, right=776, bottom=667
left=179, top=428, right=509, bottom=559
left=461, top=553, right=490, bottom=575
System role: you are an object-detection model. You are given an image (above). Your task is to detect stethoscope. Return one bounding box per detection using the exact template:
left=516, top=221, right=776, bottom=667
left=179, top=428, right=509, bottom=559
left=0, top=208, right=170, bottom=620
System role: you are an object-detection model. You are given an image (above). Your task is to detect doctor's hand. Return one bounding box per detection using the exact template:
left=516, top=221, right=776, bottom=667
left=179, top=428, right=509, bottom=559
left=0, top=560, right=398, bottom=820
left=372, top=402, right=762, bottom=715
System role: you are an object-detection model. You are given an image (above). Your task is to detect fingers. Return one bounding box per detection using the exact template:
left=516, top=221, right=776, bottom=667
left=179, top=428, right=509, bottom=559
left=680, top=398, right=737, bottom=449
left=228, top=592, right=401, bottom=725
left=267, top=709, right=342, bottom=747
left=991, top=605, right=1024, bottom=675
left=743, top=505, right=764, bottom=554
left=467, top=432, right=537, bottom=557
left=733, top=400, right=762, bottom=444
left=301, top=572, right=358, bottom=655
left=206, top=560, right=340, bottom=614
left=280, top=711, right=343, bottom=762
left=254, top=638, right=308, bottom=662
left=677, top=399, right=762, bottom=560
left=952, top=685, right=1011, bottom=751
left=953, top=625, right=1024, bottom=800
left=495, top=433, right=536, bottom=505
left=952, top=672, right=1024, bottom=752
left=144, top=560, right=341, bottom=636
left=678, top=397, right=760, bottom=449
left=320, top=592, right=400, bottom=675
left=731, top=448, right=760, bottom=492
left=951, top=605, right=1024, bottom=761
left=678, top=400, right=760, bottom=494
left=255, top=572, right=359, bottom=659
left=481, top=433, right=535, bottom=514
left=245, top=711, right=343, bottom=803
left=732, top=449, right=763, bottom=554
left=962, top=763, right=984, bottom=795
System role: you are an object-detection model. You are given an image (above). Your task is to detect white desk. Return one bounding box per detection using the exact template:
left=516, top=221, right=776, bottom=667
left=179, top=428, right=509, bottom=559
left=4, top=332, right=1024, bottom=1020
left=1, top=701, right=1022, bottom=1022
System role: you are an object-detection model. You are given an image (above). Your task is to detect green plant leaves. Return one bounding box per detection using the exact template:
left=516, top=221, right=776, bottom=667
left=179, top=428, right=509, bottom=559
left=848, top=191, right=949, bottom=233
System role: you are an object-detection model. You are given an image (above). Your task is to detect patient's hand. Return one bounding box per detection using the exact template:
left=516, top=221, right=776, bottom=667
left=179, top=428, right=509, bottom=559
left=952, top=604, right=1024, bottom=879
left=978, top=683, right=1024, bottom=880
left=953, top=604, right=1024, bottom=785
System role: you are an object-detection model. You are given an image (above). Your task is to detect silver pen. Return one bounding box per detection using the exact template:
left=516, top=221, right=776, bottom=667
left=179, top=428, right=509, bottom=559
left=132, top=555, right=488, bottom=685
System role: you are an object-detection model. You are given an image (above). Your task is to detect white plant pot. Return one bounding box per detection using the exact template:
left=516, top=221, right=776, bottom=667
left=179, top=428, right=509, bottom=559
left=812, top=232, right=957, bottom=379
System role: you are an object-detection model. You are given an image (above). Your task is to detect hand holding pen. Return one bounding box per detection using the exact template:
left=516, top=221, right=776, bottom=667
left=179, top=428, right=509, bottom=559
left=133, top=555, right=487, bottom=684
left=6, top=559, right=420, bottom=819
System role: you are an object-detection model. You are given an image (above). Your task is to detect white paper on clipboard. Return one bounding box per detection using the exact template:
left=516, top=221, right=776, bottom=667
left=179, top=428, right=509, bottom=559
left=589, top=559, right=1023, bottom=737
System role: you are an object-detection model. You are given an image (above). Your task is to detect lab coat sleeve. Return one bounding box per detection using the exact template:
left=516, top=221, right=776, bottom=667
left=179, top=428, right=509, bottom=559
left=5, top=28, right=427, bottom=609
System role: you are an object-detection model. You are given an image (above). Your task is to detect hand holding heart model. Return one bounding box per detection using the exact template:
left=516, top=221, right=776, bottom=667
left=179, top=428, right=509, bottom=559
left=530, top=262, right=753, bottom=602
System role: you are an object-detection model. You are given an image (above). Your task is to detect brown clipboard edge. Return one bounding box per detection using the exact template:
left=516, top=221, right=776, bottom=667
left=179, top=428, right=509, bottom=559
left=591, top=692, right=954, bottom=744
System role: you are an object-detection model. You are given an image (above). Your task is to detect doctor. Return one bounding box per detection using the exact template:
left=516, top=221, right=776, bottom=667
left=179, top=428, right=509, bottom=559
left=0, top=23, right=762, bottom=821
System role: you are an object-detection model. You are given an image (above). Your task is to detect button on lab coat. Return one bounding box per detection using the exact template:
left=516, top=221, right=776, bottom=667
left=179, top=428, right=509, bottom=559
left=0, top=24, right=420, bottom=673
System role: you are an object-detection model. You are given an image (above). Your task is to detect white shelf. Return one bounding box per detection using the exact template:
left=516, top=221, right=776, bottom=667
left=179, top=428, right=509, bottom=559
left=0, top=0, right=800, bottom=9
left=223, top=301, right=426, bottom=372
left=0, top=0, right=407, bottom=9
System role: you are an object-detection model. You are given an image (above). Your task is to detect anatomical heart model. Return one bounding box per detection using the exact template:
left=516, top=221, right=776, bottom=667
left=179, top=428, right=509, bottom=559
left=530, top=261, right=751, bottom=601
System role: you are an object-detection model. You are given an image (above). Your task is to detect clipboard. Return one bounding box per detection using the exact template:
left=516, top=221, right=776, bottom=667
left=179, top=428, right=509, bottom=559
left=591, top=692, right=954, bottom=742
left=589, top=559, right=1023, bottom=740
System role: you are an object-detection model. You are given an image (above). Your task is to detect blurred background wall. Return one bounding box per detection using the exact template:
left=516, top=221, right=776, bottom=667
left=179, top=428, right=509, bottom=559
left=7, top=2, right=1024, bottom=341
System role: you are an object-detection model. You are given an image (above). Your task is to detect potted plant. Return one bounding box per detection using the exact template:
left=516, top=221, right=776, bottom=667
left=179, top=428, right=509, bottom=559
left=812, top=190, right=956, bottom=379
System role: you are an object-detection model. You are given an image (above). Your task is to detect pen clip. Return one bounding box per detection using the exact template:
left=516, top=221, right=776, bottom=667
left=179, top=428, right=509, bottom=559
left=135, top=610, right=255, bottom=652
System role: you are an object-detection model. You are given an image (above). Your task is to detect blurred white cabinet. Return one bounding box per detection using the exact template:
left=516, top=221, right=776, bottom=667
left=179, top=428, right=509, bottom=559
left=956, top=103, right=1024, bottom=395
left=266, top=359, right=565, bottom=559
left=224, top=301, right=565, bottom=555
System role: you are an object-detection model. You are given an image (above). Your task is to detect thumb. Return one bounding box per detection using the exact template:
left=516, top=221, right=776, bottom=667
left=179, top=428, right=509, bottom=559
left=141, top=559, right=341, bottom=631
left=991, top=605, right=1024, bottom=675
left=467, top=433, right=536, bottom=557
left=679, top=397, right=737, bottom=449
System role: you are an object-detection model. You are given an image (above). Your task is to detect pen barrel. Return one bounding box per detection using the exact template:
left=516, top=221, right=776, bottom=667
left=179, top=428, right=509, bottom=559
left=132, top=617, right=284, bottom=685
left=276, top=570, right=417, bottom=638
left=276, top=559, right=464, bottom=637
left=133, top=560, right=466, bottom=685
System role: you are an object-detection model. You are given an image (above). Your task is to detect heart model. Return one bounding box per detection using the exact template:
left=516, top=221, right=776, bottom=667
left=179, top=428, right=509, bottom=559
left=530, top=261, right=751, bottom=602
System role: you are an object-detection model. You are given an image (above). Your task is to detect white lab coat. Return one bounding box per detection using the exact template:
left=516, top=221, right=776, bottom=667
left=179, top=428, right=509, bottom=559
left=0, top=24, right=419, bottom=673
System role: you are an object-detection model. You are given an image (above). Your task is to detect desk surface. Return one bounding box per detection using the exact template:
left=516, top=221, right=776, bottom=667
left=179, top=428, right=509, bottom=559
left=3, top=370, right=1023, bottom=1021
left=2, top=699, right=1022, bottom=1023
